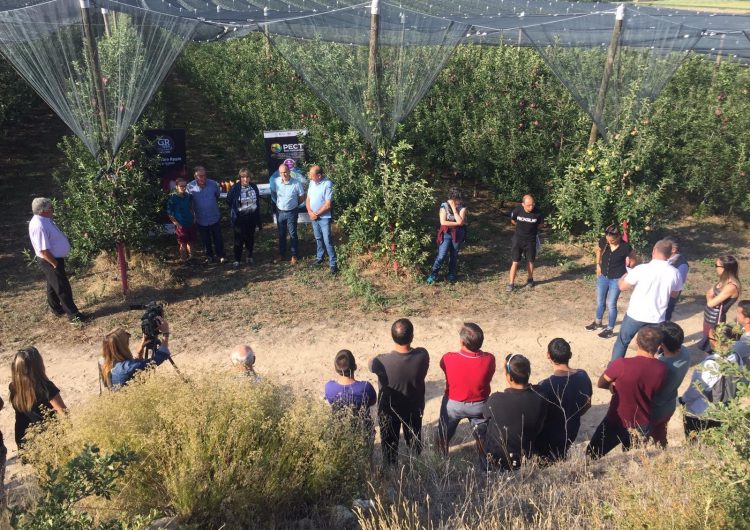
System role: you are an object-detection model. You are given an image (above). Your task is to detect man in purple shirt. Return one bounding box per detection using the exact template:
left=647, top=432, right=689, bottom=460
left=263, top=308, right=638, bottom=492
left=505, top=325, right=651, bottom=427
left=28, top=197, right=87, bottom=322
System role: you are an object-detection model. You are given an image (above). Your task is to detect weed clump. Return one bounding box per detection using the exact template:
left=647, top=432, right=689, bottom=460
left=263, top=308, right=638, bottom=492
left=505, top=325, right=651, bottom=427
left=23, top=373, right=370, bottom=527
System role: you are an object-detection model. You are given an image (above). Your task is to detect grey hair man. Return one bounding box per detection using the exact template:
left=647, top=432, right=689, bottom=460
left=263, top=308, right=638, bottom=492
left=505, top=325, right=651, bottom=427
left=28, top=198, right=87, bottom=323
left=610, top=239, right=683, bottom=362
left=507, top=194, right=543, bottom=291
left=230, top=344, right=260, bottom=381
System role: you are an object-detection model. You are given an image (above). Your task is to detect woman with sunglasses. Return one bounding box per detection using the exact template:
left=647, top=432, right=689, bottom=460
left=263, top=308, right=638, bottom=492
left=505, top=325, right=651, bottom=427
left=9, top=347, right=66, bottom=448
left=585, top=224, right=637, bottom=339
left=100, top=317, right=171, bottom=389
left=700, top=255, right=741, bottom=352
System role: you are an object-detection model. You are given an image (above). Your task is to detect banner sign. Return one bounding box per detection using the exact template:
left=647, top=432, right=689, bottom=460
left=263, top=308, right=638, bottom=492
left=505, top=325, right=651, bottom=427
left=144, top=128, right=187, bottom=191
left=264, top=129, right=308, bottom=177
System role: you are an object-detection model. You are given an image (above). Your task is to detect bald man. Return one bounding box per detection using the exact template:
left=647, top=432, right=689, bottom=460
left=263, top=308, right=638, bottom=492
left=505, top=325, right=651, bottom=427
left=507, top=194, right=543, bottom=292
left=306, top=165, right=338, bottom=273
left=230, top=344, right=260, bottom=381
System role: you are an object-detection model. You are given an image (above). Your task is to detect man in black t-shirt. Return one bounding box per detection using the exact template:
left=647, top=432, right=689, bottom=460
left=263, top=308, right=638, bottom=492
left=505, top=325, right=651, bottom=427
left=370, top=318, right=430, bottom=467
left=483, top=353, right=547, bottom=470
left=507, top=194, right=543, bottom=292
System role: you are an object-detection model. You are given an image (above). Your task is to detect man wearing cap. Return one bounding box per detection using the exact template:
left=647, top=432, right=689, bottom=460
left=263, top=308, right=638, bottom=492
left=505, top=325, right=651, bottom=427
left=28, top=197, right=87, bottom=323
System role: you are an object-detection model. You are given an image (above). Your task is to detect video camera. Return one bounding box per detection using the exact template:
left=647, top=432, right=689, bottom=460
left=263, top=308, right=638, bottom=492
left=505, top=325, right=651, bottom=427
left=129, top=302, right=164, bottom=355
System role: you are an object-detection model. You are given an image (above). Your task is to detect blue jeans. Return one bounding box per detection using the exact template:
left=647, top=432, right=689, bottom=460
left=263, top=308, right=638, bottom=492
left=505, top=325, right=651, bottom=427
left=312, top=217, right=337, bottom=267
left=277, top=210, right=299, bottom=258
left=610, top=314, right=648, bottom=362
left=197, top=222, right=225, bottom=259
left=431, top=232, right=460, bottom=281
left=438, top=395, right=488, bottom=446
left=595, top=275, right=621, bottom=330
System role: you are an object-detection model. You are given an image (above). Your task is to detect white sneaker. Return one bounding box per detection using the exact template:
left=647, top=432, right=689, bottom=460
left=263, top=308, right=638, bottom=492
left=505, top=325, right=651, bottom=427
left=232, top=261, right=240, bottom=267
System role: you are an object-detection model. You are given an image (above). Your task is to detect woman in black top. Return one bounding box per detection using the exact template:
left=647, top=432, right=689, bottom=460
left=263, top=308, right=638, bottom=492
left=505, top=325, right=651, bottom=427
left=585, top=224, right=637, bottom=338
left=9, top=346, right=66, bottom=448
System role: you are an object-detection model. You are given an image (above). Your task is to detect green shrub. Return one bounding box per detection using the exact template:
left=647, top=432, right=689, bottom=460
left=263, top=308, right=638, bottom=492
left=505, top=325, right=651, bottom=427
left=54, top=127, right=163, bottom=266
left=24, top=373, right=371, bottom=527
left=550, top=97, right=673, bottom=248
left=11, top=444, right=152, bottom=530
left=337, top=141, right=434, bottom=268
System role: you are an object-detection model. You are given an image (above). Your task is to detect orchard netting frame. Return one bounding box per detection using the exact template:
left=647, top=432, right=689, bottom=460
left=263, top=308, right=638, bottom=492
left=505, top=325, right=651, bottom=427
left=0, top=0, right=749, bottom=153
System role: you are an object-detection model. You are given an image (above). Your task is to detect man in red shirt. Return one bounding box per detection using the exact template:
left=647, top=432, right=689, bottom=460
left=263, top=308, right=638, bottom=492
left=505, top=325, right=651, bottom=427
left=586, top=325, right=667, bottom=459
left=437, top=323, right=496, bottom=455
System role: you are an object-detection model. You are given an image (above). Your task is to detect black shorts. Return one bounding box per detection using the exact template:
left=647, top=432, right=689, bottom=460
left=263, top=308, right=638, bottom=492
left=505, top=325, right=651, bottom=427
left=511, top=237, right=537, bottom=263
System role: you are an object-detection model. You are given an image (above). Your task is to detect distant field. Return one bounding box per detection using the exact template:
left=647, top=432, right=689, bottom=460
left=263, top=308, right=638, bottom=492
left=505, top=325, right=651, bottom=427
left=636, top=0, right=750, bottom=12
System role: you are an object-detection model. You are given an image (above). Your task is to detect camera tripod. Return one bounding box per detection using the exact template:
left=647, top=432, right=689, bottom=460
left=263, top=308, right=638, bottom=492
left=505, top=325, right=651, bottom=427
left=143, top=336, right=188, bottom=382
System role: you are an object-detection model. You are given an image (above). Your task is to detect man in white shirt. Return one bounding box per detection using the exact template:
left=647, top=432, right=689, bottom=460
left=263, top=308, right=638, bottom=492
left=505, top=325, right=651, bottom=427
left=28, top=197, right=87, bottom=322
left=610, top=239, right=682, bottom=362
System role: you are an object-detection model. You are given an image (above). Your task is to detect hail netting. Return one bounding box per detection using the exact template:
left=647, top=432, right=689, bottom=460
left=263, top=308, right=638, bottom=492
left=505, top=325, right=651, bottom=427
left=521, top=7, right=702, bottom=139
left=0, top=0, right=198, bottom=160
left=263, top=2, right=469, bottom=147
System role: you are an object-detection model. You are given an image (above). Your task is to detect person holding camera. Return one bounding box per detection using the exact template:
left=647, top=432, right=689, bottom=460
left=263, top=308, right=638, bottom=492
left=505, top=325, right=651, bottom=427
left=100, top=317, right=171, bottom=389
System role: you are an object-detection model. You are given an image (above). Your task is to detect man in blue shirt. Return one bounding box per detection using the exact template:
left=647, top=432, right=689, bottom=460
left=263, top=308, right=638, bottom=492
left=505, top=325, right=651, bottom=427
left=306, top=165, right=337, bottom=273
left=28, top=197, right=87, bottom=323
left=187, top=166, right=225, bottom=264
left=271, top=163, right=305, bottom=264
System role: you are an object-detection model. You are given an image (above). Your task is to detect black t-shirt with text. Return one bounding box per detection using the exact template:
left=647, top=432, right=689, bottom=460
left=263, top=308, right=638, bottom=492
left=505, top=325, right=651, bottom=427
left=370, top=348, right=430, bottom=411
left=511, top=206, right=543, bottom=241
left=598, top=237, right=632, bottom=279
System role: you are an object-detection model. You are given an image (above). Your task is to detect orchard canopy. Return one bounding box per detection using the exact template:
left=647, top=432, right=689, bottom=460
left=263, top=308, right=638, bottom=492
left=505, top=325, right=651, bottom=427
left=1, top=0, right=749, bottom=160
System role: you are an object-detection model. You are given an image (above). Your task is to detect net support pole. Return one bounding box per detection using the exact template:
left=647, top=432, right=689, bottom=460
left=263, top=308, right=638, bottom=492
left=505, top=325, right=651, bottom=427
left=80, top=0, right=112, bottom=162
left=367, top=0, right=380, bottom=116
left=588, top=4, right=625, bottom=146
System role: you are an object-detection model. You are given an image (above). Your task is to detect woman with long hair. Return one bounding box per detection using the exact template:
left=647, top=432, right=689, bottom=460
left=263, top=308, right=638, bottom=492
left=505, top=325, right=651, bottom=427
left=585, top=224, right=637, bottom=339
left=100, top=317, right=171, bottom=389
left=9, top=347, right=66, bottom=448
left=701, top=255, right=741, bottom=352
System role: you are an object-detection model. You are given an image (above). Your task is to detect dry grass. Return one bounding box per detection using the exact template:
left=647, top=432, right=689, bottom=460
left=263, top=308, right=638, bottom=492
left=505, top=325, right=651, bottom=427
left=356, top=443, right=735, bottom=529
left=21, top=373, right=371, bottom=528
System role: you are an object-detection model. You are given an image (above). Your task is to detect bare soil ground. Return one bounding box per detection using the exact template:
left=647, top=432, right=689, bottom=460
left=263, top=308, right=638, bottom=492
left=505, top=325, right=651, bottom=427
left=1, top=84, right=749, bottom=500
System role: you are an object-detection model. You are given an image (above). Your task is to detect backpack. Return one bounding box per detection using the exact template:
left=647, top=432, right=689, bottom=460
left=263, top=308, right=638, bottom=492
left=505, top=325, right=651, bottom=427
left=707, top=353, right=749, bottom=404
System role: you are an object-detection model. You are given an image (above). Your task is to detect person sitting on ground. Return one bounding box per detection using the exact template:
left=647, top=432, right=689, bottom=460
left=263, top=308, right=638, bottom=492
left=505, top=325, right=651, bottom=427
left=370, top=319, right=430, bottom=467
left=585, top=224, right=636, bottom=339
left=699, top=255, right=741, bottom=352
left=324, top=350, right=376, bottom=432
left=483, top=353, right=547, bottom=471
left=437, top=323, right=495, bottom=456
left=533, top=338, right=592, bottom=462
left=648, top=321, right=691, bottom=448
left=427, top=187, right=467, bottom=285
left=166, top=177, right=196, bottom=262
left=230, top=344, right=261, bottom=383
left=100, top=317, right=172, bottom=389
left=587, top=326, right=666, bottom=459
left=9, top=346, right=67, bottom=449
left=681, top=301, right=750, bottom=437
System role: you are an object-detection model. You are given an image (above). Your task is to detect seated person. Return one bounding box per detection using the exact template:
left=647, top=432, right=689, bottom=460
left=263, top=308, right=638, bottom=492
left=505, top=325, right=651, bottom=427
left=483, top=353, right=547, bottom=471
left=437, top=323, right=495, bottom=456
left=533, top=338, right=592, bottom=462
left=324, top=350, right=376, bottom=430
left=230, top=344, right=261, bottom=383
left=100, top=317, right=171, bottom=389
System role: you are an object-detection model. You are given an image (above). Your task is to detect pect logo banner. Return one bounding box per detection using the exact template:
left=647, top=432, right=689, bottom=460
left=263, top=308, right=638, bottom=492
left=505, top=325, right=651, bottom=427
left=264, top=129, right=307, bottom=178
